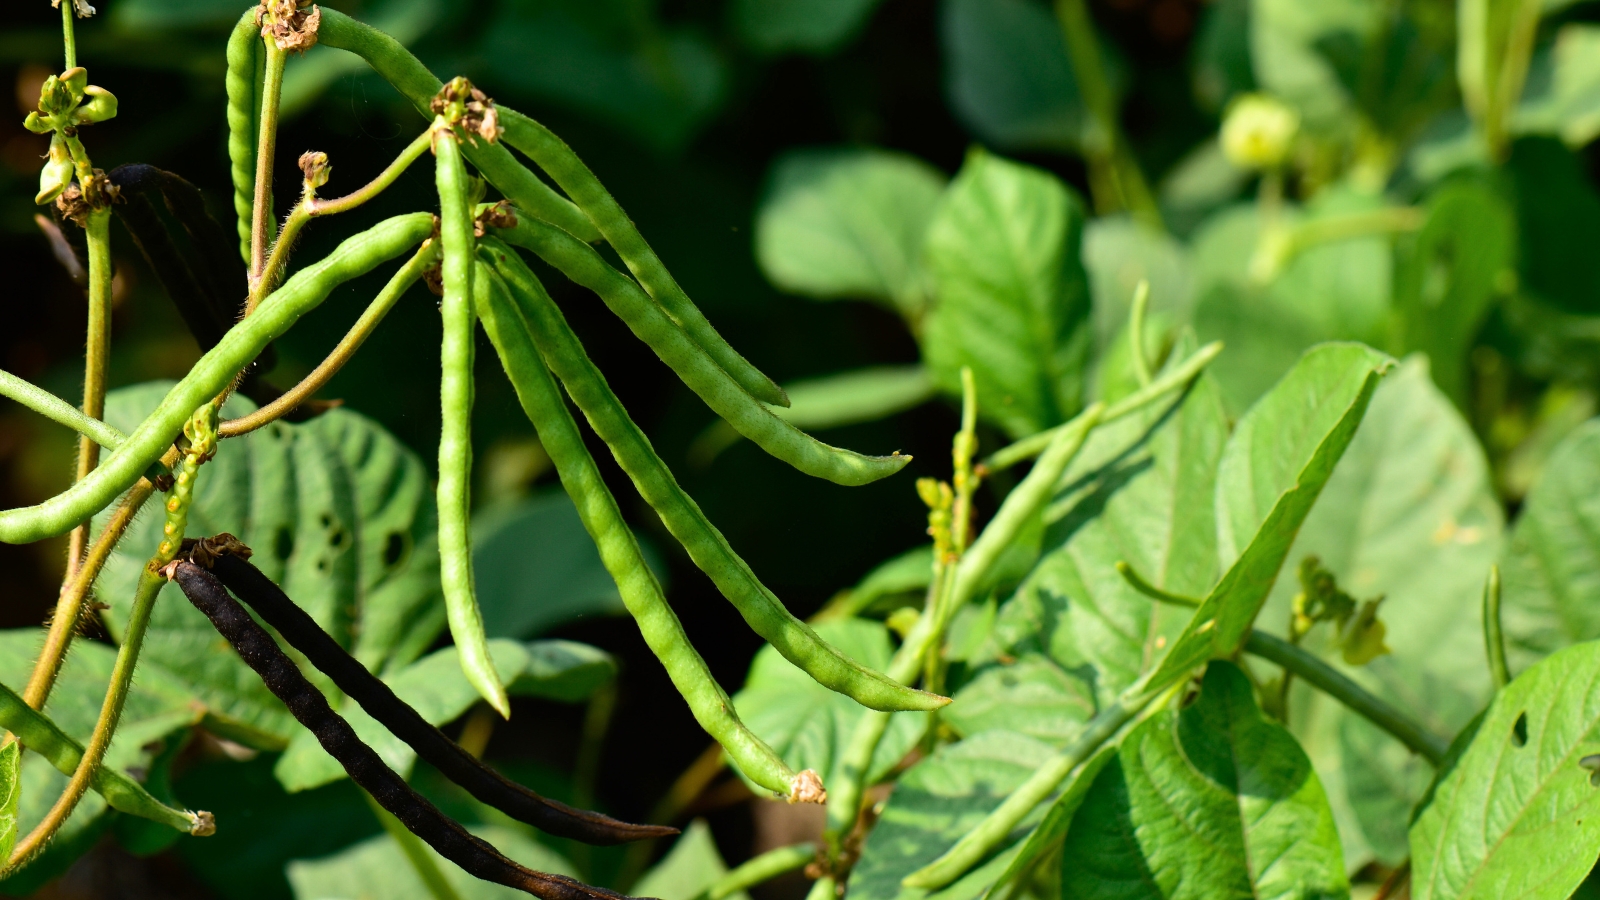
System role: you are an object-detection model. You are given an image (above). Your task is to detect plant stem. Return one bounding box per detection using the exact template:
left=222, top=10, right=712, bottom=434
left=222, top=240, right=437, bottom=437
left=1128, top=280, right=1152, bottom=387
left=693, top=844, right=817, bottom=900
left=1243, top=630, right=1447, bottom=763
left=983, top=342, right=1222, bottom=473
left=363, top=792, right=466, bottom=900
left=1052, top=0, right=1161, bottom=228
left=1485, top=0, right=1543, bottom=162
left=1483, top=565, right=1510, bottom=689
left=24, top=477, right=159, bottom=709
left=250, top=40, right=287, bottom=286
left=7, top=566, right=164, bottom=871
left=61, top=0, right=77, bottom=70
left=64, top=208, right=114, bottom=583
left=307, top=129, right=433, bottom=217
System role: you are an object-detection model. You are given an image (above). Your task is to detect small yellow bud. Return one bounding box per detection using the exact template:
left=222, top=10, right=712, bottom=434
left=299, top=150, right=331, bottom=192
left=1220, top=93, right=1299, bottom=170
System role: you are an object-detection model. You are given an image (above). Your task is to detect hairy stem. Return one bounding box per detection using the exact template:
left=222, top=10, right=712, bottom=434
left=250, top=40, right=287, bottom=285
left=65, top=209, right=115, bottom=581
left=308, top=129, right=433, bottom=217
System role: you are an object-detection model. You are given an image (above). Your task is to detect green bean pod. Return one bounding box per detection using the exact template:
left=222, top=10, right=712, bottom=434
left=480, top=241, right=947, bottom=714
left=495, top=109, right=789, bottom=408
left=435, top=126, right=510, bottom=718
left=492, top=215, right=908, bottom=487
left=312, top=9, right=600, bottom=244
left=225, top=8, right=261, bottom=263
left=0, top=213, right=434, bottom=545
left=0, top=680, right=208, bottom=835
left=471, top=259, right=799, bottom=798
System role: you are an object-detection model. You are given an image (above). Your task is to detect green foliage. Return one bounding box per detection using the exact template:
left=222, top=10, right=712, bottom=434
left=288, top=823, right=577, bottom=900
left=630, top=820, right=749, bottom=900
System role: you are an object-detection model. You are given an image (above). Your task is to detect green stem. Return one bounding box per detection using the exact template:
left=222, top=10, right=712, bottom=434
left=251, top=40, right=287, bottom=285
left=982, top=342, right=1221, bottom=473
left=1243, top=630, right=1447, bottom=763
left=0, top=369, right=125, bottom=451
left=65, top=208, right=114, bottom=579
left=363, top=792, right=465, bottom=900
left=1052, top=0, right=1160, bottom=227
left=308, top=129, right=433, bottom=217
left=1483, top=564, right=1510, bottom=690
left=1128, top=280, right=1152, bottom=387
left=61, top=0, right=77, bottom=70
left=1114, top=560, right=1198, bottom=607
left=1486, top=0, right=1543, bottom=162
left=693, top=844, right=817, bottom=900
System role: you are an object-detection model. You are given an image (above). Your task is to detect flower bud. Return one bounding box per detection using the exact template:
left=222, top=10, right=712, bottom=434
left=23, top=111, right=51, bottom=134
left=60, top=67, right=89, bottom=102
left=36, top=133, right=75, bottom=206
left=299, top=150, right=331, bottom=192
left=1220, top=93, right=1300, bottom=170
left=72, top=85, right=118, bottom=125
left=37, top=74, right=74, bottom=117
left=1338, top=598, right=1390, bottom=666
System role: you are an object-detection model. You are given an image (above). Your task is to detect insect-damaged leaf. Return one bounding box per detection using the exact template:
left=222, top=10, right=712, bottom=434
left=1060, top=661, right=1348, bottom=900
left=1410, top=639, right=1600, bottom=900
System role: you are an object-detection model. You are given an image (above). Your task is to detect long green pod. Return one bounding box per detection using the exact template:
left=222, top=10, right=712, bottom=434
left=0, top=680, right=207, bottom=835
left=435, top=128, right=509, bottom=718
left=492, top=217, right=908, bottom=486
left=225, top=8, right=261, bottom=263
left=471, top=260, right=799, bottom=798
left=0, top=213, right=434, bottom=545
left=312, top=9, right=600, bottom=244
left=495, top=110, right=788, bottom=408
left=480, top=243, right=946, bottom=714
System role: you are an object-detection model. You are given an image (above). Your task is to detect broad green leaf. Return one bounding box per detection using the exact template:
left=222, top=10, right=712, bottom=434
left=921, top=149, right=1092, bottom=439
left=1149, top=343, right=1390, bottom=687
left=1192, top=192, right=1396, bottom=413
left=755, top=149, right=948, bottom=317
left=288, top=823, right=576, bottom=900
left=0, top=741, right=18, bottom=864
left=978, top=744, right=1114, bottom=900
left=731, top=619, right=921, bottom=794
left=819, top=545, right=935, bottom=621
left=632, top=819, right=749, bottom=900
left=275, top=639, right=614, bottom=792
left=942, top=655, right=1094, bottom=747
left=732, top=0, right=883, bottom=55
left=1060, top=662, right=1348, bottom=900
left=1392, top=180, right=1518, bottom=405
left=1081, top=214, right=1195, bottom=351
left=97, top=383, right=443, bottom=747
left=690, top=367, right=937, bottom=467
left=473, top=491, right=639, bottom=640
left=479, top=3, right=727, bottom=153
left=1251, top=0, right=1377, bottom=131
left=1004, top=360, right=1230, bottom=704
left=1501, top=418, right=1600, bottom=670
left=1513, top=25, right=1600, bottom=147
left=1410, top=640, right=1600, bottom=900
left=1158, top=140, right=1251, bottom=232
left=846, top=730, right=1058, bottom=900
left=939, top=0, right=1085, bottom=152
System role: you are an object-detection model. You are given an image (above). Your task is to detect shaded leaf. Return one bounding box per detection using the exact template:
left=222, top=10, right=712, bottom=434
left=288, top=823, right=576, bottom=900
left=1410, top=640, right=1600, bottom=900
left=755, top=149, right=948, bottom=318
left=632, top=819, right=749, bottom=900
left=1060, top=661, right=1348, bottom=899
left=732, top=0, right=885, bottom=56
left=921, top=149, right=1092, bottom=439
left=0, top=741, right=18, bottom=864
left=942, top=655, right=1095, bottom=747
left=939, top=0, right=1084, bottom=152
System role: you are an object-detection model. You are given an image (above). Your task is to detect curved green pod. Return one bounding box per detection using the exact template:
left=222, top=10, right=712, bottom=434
left=471, top=259, right=800, bottom=798
left=225, top=8, right=262, bottom=263
left=435, top=128, right=510, bottom=718
left=312, top=9, right=601, bottom=245
left=480, top=241, right=947, bottom=714
left=495, top=109, right=789, bottom=408
left=491, top=216, right=909, bottom=487
left=0, top=213, right=434, bottom=545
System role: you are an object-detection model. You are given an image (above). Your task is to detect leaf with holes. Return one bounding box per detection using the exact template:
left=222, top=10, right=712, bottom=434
left=1410, top=640, right=1600, bottom=900
left=95, top=382, right=443, bottom=748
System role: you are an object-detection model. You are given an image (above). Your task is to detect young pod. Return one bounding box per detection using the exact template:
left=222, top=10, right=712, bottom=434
left=73, top=86, right=118, bottom=125
left=36, top=134, right=75, bottom=206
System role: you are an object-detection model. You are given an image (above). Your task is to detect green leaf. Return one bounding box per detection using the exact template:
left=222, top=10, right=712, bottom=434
left=1410, top=640, right=1600, bottom=900
left=921, top=148, right=1092, bottom=440
left=96, top=383, right=443, bottom=747
left=755, top=148, right=948, bottom=317
left=1004, top=361, right=1230, bottom=704
left=978, top=744, right=1114, bottom=900
left=472, top=491, right=641, bottom=640
left=275, top=639, right=614, bottom=792
left=939, top=0, right=1085, bottom=152
left=1392, top=179, right=1518, bottom=405
left=1514, top=24, right=1600, bottom=147
left=1249, top=0, right=1376, bottom=131
left=631, top=819, right=749, bottom=900
left=288, top=823, right=576, bottom=900
left=0, top=740, right=18, bottom=864
left=1149, top=343, right=1390, bottom=687
left=942, top=655, right=1095, bottom=747
left=731, top=619, right=921, bottom=794
left=1060, top=661, right=1348, bottom=899
left=732, top=0, right=885, bottom=56
left=846, top=730, right=1059, bottom=900
left=1501, top=418, right=1600, bottom=670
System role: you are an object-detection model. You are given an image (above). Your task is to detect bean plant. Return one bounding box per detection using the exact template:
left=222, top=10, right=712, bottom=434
left=4, top=0, right=1600, bottom=899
